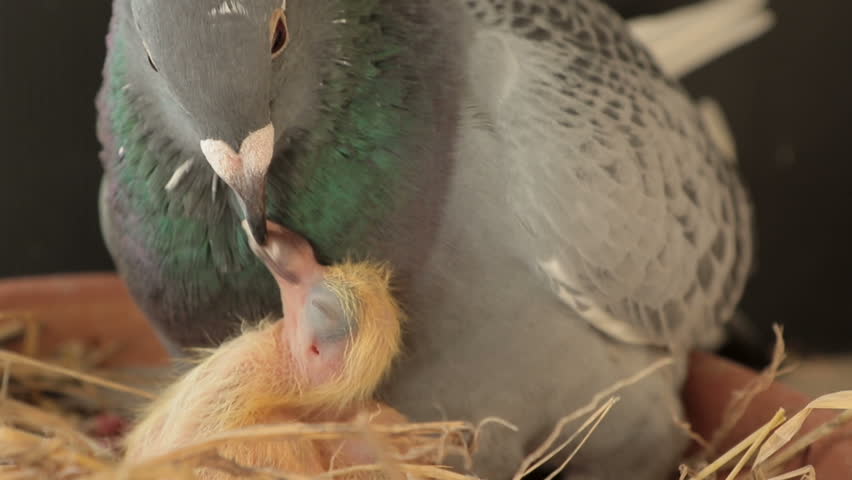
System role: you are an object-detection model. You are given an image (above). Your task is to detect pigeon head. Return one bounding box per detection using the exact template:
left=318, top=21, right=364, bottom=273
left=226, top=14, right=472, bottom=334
left=128, top=0, right=334, bottom=244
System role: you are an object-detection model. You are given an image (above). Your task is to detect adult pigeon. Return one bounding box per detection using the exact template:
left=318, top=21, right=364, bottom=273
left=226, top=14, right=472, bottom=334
left=96, top=1, right=754, bottom=478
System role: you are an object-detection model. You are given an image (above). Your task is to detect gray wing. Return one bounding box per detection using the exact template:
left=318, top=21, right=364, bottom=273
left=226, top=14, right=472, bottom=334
left=463, top=0, right=754, bottom=347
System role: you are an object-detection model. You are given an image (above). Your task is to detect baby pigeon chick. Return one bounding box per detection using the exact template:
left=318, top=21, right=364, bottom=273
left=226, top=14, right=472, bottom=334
left=124, top=220, right=411, bottom=478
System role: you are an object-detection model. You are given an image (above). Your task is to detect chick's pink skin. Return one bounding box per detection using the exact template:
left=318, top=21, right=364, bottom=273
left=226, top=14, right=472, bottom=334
left=244, top=220, right=343, bottom=387
left=124, top=318, right=410, bottom=475
left=126, top=221, right=415, bottom=475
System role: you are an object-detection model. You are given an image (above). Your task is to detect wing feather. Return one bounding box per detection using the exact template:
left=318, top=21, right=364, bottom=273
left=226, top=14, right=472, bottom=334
left=464, top=0, right=754, bottom=347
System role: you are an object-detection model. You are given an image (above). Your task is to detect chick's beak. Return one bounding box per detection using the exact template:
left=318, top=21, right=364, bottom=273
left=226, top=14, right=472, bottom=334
left=241, top=219, right=321, bottom=288
left=200, top=123, right=275, bottom=245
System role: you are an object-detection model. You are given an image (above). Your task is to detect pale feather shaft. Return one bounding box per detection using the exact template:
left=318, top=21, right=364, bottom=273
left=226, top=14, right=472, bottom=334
left=164, top=159, right=195, bottom=192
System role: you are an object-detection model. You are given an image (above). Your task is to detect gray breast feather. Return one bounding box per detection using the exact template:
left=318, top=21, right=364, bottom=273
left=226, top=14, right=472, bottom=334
left=464, top=0, right=754, bottom=347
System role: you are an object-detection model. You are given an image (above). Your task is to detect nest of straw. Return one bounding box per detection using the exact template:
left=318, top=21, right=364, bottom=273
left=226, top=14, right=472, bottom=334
left=0, top=315, right=849, bottom=480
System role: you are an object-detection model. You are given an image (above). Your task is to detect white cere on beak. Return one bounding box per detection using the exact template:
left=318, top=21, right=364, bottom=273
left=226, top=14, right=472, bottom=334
left=200, top=123, right=275, bottom=193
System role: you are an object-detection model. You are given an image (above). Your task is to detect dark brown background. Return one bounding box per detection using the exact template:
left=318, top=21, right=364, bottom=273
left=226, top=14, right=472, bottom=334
left=1, top=1, right=849, bottom=354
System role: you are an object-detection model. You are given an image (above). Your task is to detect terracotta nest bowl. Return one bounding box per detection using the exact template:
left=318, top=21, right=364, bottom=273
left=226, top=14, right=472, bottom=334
left=0, top=272, right=168, bottom=367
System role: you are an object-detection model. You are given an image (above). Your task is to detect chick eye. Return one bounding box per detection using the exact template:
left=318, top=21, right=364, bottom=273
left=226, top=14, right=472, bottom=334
left=307, top=285, right=354, bottom=343
left=270, top=9, right=289, bottom=57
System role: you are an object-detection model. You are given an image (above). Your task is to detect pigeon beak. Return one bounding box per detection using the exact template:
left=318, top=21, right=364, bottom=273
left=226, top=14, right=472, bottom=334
left=200, top=123, right=275, bottom=245
left=239, top=184, right=269, bottom=246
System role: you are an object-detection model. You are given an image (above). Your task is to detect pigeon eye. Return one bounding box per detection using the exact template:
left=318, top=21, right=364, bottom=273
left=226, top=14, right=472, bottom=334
left=142, top=40, right=159, bottom=72
left=270, top=9, right=289, bottom=57
left=146, top=52, right=159, bottom=72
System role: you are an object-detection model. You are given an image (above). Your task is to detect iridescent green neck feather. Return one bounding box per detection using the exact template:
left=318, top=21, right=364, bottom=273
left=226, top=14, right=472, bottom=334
left=267, top=1, right=428, bottom=262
